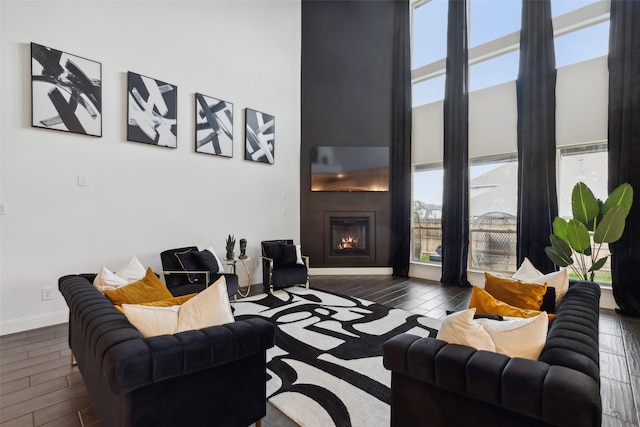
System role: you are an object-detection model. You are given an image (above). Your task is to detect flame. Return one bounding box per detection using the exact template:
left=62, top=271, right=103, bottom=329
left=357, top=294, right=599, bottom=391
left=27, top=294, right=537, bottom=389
left=337, top=236, right=359, bottom=250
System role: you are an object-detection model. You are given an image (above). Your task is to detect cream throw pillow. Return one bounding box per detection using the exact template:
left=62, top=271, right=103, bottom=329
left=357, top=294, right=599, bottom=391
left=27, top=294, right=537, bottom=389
left=437, top=308, right=549, bottom=360
left=513, top=258, right=569, bottom=306
left=122, top=304, right=180, bottom=337
left=477, top=312, right=549, bottom=360
left=122, top=276, right=234, bottom=338
left=436, top=308, right=496, bottom=352
left=177, top=276, right=234, bottom=332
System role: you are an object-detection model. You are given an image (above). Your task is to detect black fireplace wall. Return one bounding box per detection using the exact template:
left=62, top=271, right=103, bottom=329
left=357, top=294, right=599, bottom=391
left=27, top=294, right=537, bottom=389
left=300, top=0, right=394, bottom=268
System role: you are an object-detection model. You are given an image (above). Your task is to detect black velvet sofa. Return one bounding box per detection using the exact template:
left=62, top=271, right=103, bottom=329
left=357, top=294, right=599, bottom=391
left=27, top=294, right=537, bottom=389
left=383, top=280, right=601, bottom=427
left=59, top=274, right=275, bottom=427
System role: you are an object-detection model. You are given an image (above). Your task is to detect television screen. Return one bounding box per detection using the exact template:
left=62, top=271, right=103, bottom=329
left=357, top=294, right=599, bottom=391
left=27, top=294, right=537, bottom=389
left=311, top=146, right=390, bottom=192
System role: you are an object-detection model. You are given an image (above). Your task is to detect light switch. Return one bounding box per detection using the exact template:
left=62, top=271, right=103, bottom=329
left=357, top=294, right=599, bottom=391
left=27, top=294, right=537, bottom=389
left=0, top=202, right=6, bottom=215
left=77, top=175, right=87, bottom=187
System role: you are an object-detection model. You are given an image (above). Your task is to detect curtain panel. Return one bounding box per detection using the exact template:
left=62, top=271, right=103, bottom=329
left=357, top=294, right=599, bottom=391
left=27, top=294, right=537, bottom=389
left=516, top=0, right=558, bottom=274
left=391, top=0, right=412, bottom=277
left=608, top=0, right=640, bottom=316
left=440, top=0, right=471, bottom=287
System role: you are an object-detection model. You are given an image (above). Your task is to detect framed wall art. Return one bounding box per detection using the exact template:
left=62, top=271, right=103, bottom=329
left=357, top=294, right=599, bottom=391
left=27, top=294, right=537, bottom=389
left=195, top=93, right=233, bottom=157
left=31, top=42, right=102, bottom=137
left=245, top=108, right=275, bottom=164
left=127, top=72, right=177, bottom=148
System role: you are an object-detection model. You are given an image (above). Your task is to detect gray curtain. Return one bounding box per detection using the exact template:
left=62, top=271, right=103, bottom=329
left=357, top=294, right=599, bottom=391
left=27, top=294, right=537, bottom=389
left=391, top=0, right=412, bottom=277
left=516, top=0, right=558, bottom=274
left=440, top=0, right=470, bottom=287
left=608, top=0, right=640, bottom=316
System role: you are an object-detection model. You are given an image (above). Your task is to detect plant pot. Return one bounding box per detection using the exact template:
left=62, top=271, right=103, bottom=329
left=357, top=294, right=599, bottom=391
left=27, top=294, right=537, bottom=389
left=226, top=251, right=235, bottom=260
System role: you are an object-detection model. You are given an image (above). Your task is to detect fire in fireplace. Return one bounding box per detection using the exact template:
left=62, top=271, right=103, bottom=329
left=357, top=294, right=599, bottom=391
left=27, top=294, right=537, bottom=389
left=337, top=235, right=359, bottom=250
left=330, top=217, right=370, bottom=256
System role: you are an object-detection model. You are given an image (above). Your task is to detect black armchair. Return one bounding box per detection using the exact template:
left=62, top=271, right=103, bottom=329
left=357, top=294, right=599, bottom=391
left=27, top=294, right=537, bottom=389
left=160, top=246, right=239, bottom=298
left=261, top=239, right=309, bottom=293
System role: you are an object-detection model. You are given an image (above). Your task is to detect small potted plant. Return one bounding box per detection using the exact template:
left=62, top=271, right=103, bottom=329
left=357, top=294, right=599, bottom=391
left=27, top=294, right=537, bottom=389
left=545, top=182, right=633, bottom=281
left=225, top=234, right=236, bottom=260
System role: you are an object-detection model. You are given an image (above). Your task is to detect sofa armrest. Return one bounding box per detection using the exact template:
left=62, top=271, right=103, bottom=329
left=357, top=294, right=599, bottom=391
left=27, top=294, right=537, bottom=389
left=383, top=334, right=601, bottom=427
left=101, top=317, right=275, bottom=395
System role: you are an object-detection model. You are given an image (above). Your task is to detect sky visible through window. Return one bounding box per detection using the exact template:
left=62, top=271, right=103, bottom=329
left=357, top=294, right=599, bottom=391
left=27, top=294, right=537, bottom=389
left=413, top=0, right=608, bottom=106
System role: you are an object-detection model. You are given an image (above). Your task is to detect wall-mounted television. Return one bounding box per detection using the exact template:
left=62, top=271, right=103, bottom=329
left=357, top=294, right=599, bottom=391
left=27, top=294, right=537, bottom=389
left=311, top=146, right=390, bottom=192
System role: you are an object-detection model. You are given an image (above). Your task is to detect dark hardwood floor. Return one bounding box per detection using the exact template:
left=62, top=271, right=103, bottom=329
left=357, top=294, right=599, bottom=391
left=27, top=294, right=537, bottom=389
left=1, top=275, right=639, bottom=427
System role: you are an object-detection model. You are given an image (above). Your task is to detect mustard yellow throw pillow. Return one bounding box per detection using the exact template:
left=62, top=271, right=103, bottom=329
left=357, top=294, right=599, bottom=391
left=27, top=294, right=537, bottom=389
left=114, top=293, right=196, bottom=314
left=104, top=267, right=173, bottom=306
left=484, top=272, right=547, bottom=310
left=469, top=286, right=544, bottom=318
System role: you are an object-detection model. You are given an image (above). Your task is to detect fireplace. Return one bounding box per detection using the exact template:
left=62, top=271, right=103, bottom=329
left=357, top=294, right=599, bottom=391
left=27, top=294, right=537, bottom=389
left=330, top=217, right=370, bottom=256
left=323, top=211, right=376, bottom=265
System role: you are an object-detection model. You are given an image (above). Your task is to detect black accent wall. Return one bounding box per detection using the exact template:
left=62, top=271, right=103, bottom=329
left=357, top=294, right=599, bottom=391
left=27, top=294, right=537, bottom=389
left=300, top=0, right=395, bottom=268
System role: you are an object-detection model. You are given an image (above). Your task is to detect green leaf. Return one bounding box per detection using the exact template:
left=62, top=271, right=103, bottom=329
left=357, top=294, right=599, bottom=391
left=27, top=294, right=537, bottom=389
left=549, top=234, right=572, bottom=261
left=572, top=182, right=600, bottom=225
left=588, top=256, right=609, bottom=272
left=594, top=205, right=627, bottom=243
left=566, top=219, right=591, bottom=252
left=545, top=246, right=572, bottom=267
left=603, top=183, right=634, bottom=217
left=552, top=217, right=569, bottom=242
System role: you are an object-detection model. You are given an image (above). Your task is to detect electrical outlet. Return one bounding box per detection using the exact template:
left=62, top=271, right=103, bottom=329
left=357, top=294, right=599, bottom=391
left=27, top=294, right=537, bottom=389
left=42, top=287, right=53, bottom=301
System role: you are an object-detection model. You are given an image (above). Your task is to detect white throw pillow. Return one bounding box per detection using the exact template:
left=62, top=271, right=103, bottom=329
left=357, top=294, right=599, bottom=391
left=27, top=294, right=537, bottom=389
left=513, top=257, right=569, bottom=306
left=177, top=276, right=235, bottom=332
left=94, top=257, right=146, bottom=292
left=205, top=246, right=225, bottom=273
left=93, top=267, right=130, bottom=291
left=436, top=308, right=496, bottom=352
left=116, top=256, right=146, bottom=282
left=477, top=312, right=549, bottom=360
left=295, top=244, right=304, bottom=265
left=122, top=304, right=180, bottom=338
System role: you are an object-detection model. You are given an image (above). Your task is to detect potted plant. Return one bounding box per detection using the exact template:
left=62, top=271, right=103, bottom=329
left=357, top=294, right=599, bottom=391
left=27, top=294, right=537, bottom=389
left=225, top=234, right=236, bottom=260
left=545, top=182, right=633, bottom=281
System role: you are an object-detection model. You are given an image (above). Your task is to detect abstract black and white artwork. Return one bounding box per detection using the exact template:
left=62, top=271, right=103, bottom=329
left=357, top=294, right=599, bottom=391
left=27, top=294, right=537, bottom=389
left=127, top=72, right=177, bottom=148
left=245, top=108, right=275, bottom=164
left=31, top=43, right=102, bottom=137
left=195, top=93, right=233, bottom=157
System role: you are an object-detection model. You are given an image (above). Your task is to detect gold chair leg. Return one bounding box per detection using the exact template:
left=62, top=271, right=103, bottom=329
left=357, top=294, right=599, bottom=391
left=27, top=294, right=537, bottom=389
left=71, top=351, right=77, bottom=367
left=255, top=419, right=262, bottom=427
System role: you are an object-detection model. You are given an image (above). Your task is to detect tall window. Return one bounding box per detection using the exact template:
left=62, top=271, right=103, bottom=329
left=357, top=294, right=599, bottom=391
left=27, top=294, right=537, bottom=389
left=558, top=143, right=611, bottom=283
left=469, top=156, right=518, bottom=273
left=411, top=0, right=610, bottom=275
left=412, top=163, right=443, bottom=263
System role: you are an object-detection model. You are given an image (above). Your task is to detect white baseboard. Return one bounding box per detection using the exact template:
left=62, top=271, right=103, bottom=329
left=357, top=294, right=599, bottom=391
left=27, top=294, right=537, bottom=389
left=600, top=286, right=617, bottom=310
left=0, top=310, right=69, bottom=336
left=309, top=267, right=393, bottom=275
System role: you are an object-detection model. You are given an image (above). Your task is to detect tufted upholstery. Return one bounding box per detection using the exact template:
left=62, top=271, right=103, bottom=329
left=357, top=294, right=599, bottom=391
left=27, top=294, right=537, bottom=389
left=383, top=280, right=601, bottom=427
left=59, top=274, right=275, bottom=427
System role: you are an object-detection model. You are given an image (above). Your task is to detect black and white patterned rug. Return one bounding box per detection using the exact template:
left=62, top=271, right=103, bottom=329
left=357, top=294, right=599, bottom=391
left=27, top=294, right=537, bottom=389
left=231, top=287, right=439, bottom=427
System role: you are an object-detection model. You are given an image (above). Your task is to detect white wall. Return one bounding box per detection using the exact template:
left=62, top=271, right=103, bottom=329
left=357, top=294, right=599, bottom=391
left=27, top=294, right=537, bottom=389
left=0, top=0, right=301, bottom=334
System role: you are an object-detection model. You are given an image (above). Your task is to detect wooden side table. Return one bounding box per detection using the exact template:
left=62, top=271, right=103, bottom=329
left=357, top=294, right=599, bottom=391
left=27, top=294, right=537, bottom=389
left=224, top=257, right=252, bottom=297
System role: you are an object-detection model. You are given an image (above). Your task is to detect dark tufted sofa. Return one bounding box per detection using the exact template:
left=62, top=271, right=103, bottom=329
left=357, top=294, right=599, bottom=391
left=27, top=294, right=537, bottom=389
left=383, top=280, right=601, bottom=427
left=59, top=274, right=275, bottom=427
